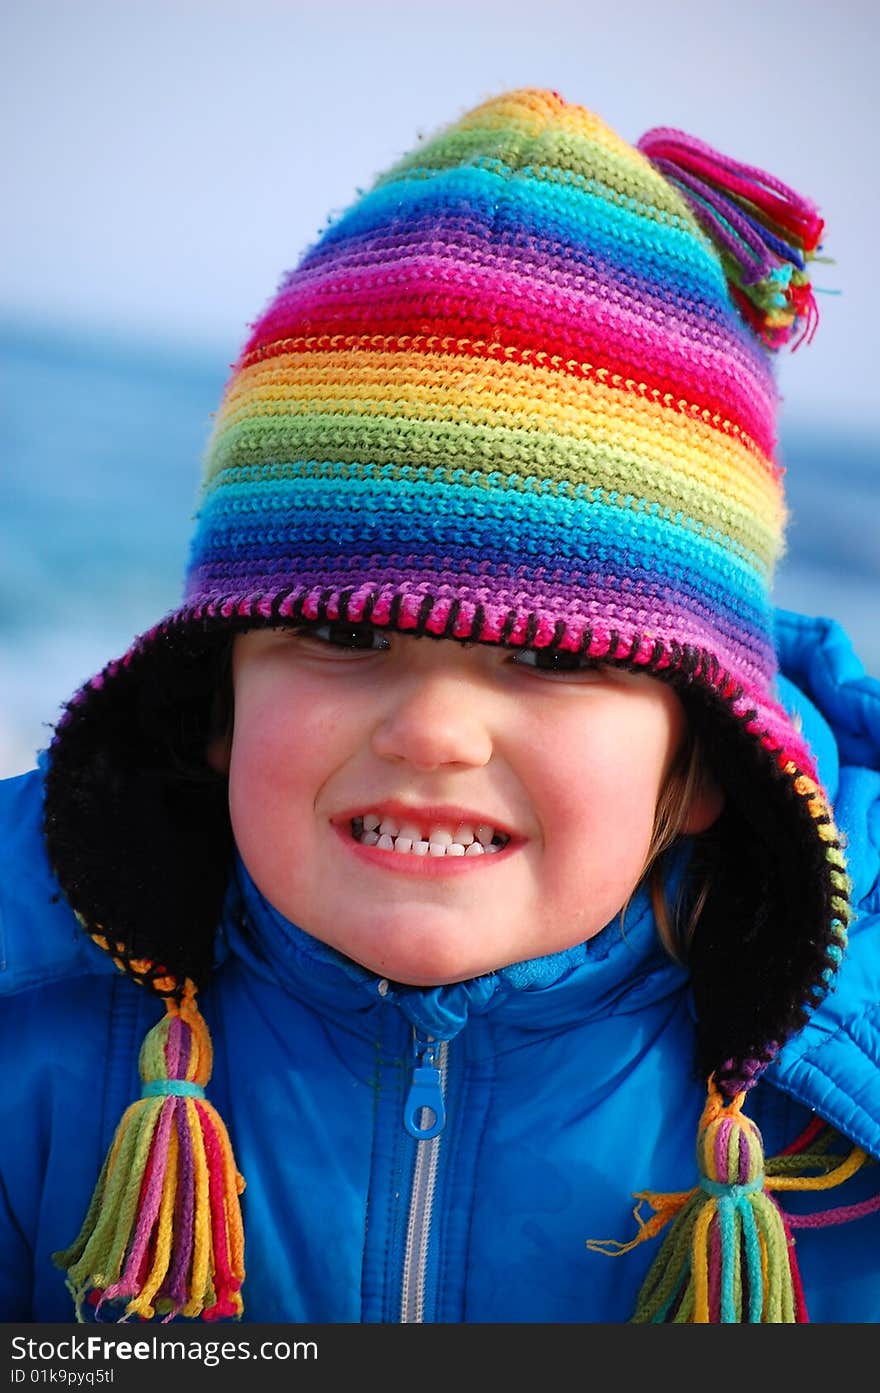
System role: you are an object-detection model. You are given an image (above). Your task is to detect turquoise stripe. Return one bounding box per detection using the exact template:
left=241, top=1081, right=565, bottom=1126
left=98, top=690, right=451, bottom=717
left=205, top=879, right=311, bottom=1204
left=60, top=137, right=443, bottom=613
left=718, top=1195, right=737, bottom=1322
left=206, top=458, right=770, bottom=575
left=142, top=1079, right=205, bottom=1098
left=309, top=164, right=734, bottom=317
left=700, top=1175, right=763, bottom=1198
left=192, top=470, right=770, bottom=621
left=739, top=1194, right=765, bottom=1322
left=206, top=421, right=776, bottom=576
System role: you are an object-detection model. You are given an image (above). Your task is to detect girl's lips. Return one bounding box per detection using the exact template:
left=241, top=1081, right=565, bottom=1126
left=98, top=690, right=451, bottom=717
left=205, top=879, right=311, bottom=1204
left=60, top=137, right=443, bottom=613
left=332, top=820, right=520, bottom=875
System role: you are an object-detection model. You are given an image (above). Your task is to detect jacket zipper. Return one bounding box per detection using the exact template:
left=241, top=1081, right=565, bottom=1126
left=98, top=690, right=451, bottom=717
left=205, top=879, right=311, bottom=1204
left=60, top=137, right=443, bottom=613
left=399, top=1032, right=449, bottom=1323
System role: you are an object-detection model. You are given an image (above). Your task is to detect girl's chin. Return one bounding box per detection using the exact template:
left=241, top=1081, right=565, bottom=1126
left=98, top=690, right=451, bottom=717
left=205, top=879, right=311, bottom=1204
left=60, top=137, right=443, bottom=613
left=327, top=933, right=512, bottom=986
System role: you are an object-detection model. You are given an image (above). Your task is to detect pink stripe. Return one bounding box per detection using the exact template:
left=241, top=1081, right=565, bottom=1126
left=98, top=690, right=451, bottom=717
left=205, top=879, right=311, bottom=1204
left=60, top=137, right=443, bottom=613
left=185, top=572, right=778, bottom=687
left=249, top=256, right=776, bottom=454
left=195, top=1103, right=242, bottom=1318
left=116, top=1099, right=176, bottom=1286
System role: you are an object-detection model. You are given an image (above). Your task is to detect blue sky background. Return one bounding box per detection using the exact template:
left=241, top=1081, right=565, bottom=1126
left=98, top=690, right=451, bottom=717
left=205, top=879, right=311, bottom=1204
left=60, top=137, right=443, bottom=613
left=1, top=0, right=878, bottom=774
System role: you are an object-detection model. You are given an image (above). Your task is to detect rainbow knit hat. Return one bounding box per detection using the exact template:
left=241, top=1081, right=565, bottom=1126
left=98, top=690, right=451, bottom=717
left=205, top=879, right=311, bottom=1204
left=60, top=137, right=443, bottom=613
left=45, top=89, right=851, bottom=1322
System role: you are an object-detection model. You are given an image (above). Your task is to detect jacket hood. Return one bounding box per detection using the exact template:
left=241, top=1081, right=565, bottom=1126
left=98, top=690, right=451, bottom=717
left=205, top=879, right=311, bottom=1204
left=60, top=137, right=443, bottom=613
left=37, top=88, right=848, bottom=1103
left=765, top=612, right=880, bottom=1157
left=40, top=600, right=852, bottom=1101
left=1, top=611, right=878, bottom=1156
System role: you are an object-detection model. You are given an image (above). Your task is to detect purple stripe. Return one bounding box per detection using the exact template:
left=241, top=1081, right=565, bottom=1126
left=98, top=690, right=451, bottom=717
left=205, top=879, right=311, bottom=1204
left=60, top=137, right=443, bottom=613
left=714, top=1118, right=733, bottom=1182
left=269, top=234, right=770, bottom=390
left=184, top=560, right=776, bottom=677
left=294, top=217, right=758, bottom=358
left=155, top=1023, right=195, bottom=1312
left=650, top=159, right=774, bottom=282
left=786, top=1192, right=880, bottom=1229
left=739, top=1126, right=752, bottom=1184
left=297, top=203, right=734, bottom=324
left=178, top=1018, right=192, bottom=1078
left=158, top=1101, right=196, bottom=1312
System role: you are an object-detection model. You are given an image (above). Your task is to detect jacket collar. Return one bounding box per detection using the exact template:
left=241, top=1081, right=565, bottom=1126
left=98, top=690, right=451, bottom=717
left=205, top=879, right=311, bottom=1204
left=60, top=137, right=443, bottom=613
left=216, top=849, right=692, bottom=1043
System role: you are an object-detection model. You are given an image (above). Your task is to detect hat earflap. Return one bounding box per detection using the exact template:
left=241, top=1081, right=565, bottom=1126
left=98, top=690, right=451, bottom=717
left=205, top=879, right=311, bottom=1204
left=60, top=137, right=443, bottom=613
left=52, top=978, right=246, bottom=1322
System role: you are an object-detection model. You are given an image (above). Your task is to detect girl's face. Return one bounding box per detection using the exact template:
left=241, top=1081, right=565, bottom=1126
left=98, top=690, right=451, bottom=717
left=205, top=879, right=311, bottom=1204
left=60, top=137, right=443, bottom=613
left=217, top=623, right=718, bottom=985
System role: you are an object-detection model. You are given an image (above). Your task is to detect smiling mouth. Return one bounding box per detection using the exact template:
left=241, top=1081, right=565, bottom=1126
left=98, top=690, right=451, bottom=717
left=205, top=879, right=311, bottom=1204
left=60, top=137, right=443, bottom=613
left=350, top=813, right=511, bottom=859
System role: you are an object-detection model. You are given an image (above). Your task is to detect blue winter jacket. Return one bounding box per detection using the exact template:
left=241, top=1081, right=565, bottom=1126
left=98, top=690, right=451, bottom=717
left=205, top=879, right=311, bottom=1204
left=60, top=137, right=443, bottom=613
left=1, top=611, right=879, bottom=1323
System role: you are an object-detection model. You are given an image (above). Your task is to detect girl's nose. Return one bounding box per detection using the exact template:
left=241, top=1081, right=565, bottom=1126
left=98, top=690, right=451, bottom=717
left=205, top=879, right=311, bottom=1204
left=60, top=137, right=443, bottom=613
left=371, top=669, right=494, bottom=771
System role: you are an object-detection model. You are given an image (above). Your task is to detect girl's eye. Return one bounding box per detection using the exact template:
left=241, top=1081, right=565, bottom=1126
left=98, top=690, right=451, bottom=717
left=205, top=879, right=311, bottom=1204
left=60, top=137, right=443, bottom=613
left=509, top=647, right=603, bottom=676
left=306, top=622, right=390, bottom=651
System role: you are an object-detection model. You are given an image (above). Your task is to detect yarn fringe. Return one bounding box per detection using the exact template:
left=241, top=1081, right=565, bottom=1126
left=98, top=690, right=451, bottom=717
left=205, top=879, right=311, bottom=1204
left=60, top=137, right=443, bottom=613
left=638, top=126, right=825, bottom=350
left=52, top=982, right=246, bottom=1322
left=587, top=1082, right=870, bottom=1322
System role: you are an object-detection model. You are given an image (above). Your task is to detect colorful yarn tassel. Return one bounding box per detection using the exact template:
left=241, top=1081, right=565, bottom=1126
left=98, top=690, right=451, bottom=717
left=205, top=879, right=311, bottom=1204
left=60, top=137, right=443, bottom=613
left=587, top=1083, right=870, bottom=1323
left=52, top=983, right=246, bottom=1322
left=638, top=126, right=825, bottom=349
left=588, top=1085, right=800, bottom=1321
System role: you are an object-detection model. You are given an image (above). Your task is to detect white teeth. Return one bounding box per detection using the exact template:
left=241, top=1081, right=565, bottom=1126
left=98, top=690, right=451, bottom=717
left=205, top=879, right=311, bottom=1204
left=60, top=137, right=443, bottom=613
left=352, top=813, right=509, bottom=858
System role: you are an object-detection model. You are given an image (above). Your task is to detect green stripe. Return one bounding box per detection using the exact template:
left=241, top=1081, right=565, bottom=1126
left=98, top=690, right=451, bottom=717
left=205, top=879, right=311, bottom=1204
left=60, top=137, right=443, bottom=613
left=205, top=413, right=779, bottom=571
left=376, top=127, right=691, bottom=225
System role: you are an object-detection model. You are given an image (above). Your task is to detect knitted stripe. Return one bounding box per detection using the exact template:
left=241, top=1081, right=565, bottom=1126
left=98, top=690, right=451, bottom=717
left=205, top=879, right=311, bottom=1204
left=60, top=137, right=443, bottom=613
left=297, top=218, right=767, bottom=382
left=194, top=463, right=779, bottom=587
left=219, top=343, right=775, bottom=462
left=260, top=243, right=770, bottom=423
left=206, top=402, right=781, bottom=561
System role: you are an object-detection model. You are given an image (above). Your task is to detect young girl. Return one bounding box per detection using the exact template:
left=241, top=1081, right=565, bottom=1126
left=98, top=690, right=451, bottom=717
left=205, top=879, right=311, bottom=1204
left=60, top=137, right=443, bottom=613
left=1, top=88, right=879, bottom=1325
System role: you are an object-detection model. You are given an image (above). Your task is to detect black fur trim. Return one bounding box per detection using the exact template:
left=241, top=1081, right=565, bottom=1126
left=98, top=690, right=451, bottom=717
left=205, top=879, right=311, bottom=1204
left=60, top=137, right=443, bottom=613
left=443, top=599, right=462, bottom=637
left=387, top=592, right=404, bottom=628
left=41, top=595, right=847, bottom=1093
left=43, top=620, right=234, bottom=993
left=416, top=594, right=434, bottom=630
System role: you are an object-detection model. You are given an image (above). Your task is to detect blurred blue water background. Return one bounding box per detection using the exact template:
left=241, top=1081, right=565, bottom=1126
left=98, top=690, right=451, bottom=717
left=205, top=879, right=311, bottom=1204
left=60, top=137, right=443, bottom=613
left=1, top=318, right=878, bottom=778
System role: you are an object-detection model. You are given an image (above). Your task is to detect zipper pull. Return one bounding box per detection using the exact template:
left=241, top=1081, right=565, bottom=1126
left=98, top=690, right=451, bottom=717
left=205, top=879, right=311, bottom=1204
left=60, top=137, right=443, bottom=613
left=403, top=1034, right=446, bottom=1140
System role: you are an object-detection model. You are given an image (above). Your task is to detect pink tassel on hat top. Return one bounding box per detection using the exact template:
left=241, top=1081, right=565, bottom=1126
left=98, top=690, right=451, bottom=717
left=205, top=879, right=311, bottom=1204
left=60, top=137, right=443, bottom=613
left=638, top=126, right=826, bottom=349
